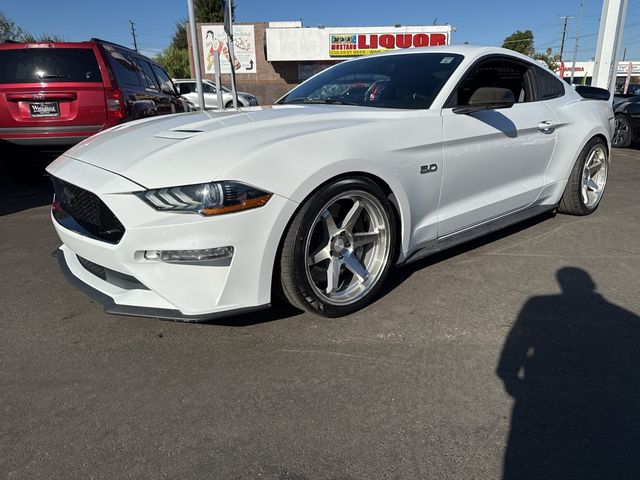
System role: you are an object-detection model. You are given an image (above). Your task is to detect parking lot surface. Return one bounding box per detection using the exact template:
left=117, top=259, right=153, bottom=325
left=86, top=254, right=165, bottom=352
left=1, top=148, right=640, bottom=479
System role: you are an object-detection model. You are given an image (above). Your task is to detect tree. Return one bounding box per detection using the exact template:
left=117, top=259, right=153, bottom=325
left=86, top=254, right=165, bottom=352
left=1, top=12, right=26, bottom=41
left=154, top=46, right=190, bottom=78
left=502, top=30, right=534, bottom=57
left=194, top=0, right=235, bottom=24
left=1, top=12, right=65, bottom=42
left=170, top=19, right=188, bottom=50
left=534, top=48, right=560, bottom=71
left=157, top=1, right=237, bottom=79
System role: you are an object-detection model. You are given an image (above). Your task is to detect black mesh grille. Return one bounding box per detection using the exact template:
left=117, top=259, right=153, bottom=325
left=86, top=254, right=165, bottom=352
left=77, top=255, right=107, bottom=280
left=76, top=255, right=148, bottom=290
left=51, top=177, right=125, bottom=243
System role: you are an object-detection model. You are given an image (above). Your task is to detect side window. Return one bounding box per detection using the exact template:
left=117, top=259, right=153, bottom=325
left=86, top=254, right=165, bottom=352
left=177, top=83, right=193, bottom=95
left=135, top=59, right=160, bottom=90
left=103, top=46, right=141, bottom=87
left=151, top=64, right=176, bottom=95
left=450, top=58, right=534, bottom=107
left=535, top=67, right=566, bottom=100
left=202, top=82, right=216, bottom=94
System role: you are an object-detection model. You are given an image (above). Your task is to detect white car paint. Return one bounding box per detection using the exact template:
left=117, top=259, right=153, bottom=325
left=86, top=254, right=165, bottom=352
left=47, top=45, right=614, bottom=320
left=173, top=79, right=257, bottom=109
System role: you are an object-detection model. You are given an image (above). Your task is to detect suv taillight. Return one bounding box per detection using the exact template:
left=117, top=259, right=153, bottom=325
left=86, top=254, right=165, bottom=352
left=105, top=88, right=125, bottom=121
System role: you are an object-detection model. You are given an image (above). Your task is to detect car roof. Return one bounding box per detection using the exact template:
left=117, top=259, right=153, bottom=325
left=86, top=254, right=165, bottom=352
left=344, top=44, right=548, bottom=69
left=0, top=41, right=97, bottom=50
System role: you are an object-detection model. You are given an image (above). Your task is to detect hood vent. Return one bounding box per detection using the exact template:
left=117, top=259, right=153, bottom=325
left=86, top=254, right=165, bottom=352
left=153, top=129, right=204, bottom=140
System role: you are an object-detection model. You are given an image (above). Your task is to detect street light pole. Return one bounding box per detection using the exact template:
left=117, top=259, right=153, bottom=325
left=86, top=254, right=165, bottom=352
left=187, top=0, right=206, bottom=110
left=592, top=0, right=629, bottom=93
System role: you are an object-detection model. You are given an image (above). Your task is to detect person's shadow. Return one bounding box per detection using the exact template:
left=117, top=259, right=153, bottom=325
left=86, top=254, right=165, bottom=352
left=497, top=267, right=640, bottom=480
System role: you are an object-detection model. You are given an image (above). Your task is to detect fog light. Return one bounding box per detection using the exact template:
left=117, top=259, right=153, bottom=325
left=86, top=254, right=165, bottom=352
left=143, top=246, right=234, bottom=264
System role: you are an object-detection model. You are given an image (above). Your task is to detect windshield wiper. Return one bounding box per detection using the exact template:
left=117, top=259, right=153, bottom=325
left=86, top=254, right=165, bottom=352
left=38, top=74, right=71, bottom=79
left=284, top=97, right=359, bottom=106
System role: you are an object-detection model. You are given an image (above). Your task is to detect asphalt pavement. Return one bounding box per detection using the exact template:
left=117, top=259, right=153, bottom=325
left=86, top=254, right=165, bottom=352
left=1, top=147, right=639, bottom=479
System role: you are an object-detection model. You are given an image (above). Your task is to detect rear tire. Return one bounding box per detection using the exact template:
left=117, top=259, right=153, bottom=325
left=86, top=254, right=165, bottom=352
left=558, top=137, right=609, bottom=216
left=612, top=114, right=632, bottom=148
left=279, top=177, right=396, bottom=317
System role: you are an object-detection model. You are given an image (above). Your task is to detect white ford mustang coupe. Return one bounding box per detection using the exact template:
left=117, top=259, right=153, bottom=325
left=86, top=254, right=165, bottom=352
left=47, top=46, right=614, bottom=321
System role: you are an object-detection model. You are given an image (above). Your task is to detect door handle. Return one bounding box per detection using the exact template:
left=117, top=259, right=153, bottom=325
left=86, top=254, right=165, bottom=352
left=538, top=120, right=555, bottom=132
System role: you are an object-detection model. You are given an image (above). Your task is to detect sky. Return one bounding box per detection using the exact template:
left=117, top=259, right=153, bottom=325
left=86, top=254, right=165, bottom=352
left=3, top=0, right=640, bottom=62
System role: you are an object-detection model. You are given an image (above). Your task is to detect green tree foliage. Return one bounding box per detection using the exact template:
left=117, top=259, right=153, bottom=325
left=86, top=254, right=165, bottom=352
left=170, top=19, right=188, bottom=50
left=157, top=1, right=235, bottom=79
left=1, top=12, right=65, bottom=42
left=502, top=30, right=535, bottom=56
left=194, top=0, right=235, bottom=24
left=0, top=12, right=24, bottom=40
left=534, top=48, right=560, bottom=71
left=154, top=45, right=190, bottom=78
left=503, top=30, right=560, bottom=72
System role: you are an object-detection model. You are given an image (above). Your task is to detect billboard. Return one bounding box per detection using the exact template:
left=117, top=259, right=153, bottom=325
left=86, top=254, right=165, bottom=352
left=329, top=32, right=448, bottom=57
left=266, top=25, right=453, bottom=62
left=201, top=24, right=257, bottom=74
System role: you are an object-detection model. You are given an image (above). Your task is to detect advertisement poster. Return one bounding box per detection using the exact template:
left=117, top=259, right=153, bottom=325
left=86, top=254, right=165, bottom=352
left=201, top=24, right=257, bottom=74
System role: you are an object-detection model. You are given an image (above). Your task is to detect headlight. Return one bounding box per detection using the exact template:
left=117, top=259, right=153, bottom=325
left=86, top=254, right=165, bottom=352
left=138, top=181, right=272, bottom=216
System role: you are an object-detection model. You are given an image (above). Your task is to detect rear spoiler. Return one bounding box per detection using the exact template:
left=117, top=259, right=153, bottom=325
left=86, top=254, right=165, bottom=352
left=574, top=85, right=611, bottom=102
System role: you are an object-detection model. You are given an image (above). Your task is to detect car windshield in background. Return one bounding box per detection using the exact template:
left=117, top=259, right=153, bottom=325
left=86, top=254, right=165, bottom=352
left=279, top=53, right=463, bottom=109
left=0, top=48, right=102, bottom=84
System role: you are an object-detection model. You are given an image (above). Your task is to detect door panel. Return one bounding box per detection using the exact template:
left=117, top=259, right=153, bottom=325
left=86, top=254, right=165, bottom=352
left=438, top=102, right=557, bottom=236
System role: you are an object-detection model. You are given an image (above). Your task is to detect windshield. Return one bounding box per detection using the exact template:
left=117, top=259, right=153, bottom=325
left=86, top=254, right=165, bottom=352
left=279, top=52, right=463, bottom=109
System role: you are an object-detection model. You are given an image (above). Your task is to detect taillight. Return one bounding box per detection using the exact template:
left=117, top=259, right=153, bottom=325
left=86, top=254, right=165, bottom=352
left=105, top=88, right=125, bottom=120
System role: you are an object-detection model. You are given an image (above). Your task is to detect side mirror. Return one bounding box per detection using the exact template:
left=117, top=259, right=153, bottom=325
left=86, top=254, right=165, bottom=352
left=453, top=87, right=516, bottom=115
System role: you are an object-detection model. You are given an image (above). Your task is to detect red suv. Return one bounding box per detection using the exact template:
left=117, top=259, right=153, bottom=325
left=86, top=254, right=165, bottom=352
left=0, top=39, right=189, bottom=149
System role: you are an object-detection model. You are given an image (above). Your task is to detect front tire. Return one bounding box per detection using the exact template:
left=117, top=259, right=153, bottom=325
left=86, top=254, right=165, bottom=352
left=612, top=114, right=632, bottom=148
left=558, top=138, right=609, bottom=216
left=279, top=177, right=397, bottom=317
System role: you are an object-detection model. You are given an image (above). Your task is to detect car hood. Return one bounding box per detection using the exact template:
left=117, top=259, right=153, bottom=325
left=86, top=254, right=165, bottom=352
left=62, top=105, right=413, bottom=189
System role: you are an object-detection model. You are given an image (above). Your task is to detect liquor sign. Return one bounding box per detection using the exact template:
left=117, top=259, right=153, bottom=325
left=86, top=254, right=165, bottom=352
left=201, top=24, right=257, bottom=74
left=329, top=32, right=448, bottom=57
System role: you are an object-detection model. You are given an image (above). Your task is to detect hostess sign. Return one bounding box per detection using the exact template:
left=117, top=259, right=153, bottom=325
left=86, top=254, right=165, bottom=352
left=266, top=24, right=453, bottom=62
left=329, top=33, right=448, bottom=57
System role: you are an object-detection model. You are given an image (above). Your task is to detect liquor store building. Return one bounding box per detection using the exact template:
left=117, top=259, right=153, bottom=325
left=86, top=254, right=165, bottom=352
left=188, top=21, right=453, bottom=105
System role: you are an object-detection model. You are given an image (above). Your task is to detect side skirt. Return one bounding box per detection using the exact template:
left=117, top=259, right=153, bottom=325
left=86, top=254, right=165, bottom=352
left=401, top=204, right=556, bottom=265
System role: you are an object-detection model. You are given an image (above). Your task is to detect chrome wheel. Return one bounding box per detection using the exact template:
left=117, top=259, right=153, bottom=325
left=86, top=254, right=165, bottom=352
left=581, top=144, right=608, bottom=209
left=612, top=116, right=630, bottom=147
left=304, top=190, right=391, bottom=306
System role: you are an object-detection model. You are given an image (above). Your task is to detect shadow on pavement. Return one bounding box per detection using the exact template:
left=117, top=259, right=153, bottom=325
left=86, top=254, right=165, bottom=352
left=0, top=148, right=57, bottom=216
left=200, top=301, right=304, bottom=327
left=208, top=211, right=556, bottom=327
left=379, top=210, right=555, bottom=298
left=497, top=267, right=640, bottom=479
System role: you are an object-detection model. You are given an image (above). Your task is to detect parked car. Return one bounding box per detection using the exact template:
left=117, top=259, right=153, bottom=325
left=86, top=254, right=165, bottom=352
left=47, top=46, right=613, bottom=321
left=173, top=79, right=258, bottom=109
left=612, top=96, right=640, bottom=148
left=0, top=38, right=188, bottom=149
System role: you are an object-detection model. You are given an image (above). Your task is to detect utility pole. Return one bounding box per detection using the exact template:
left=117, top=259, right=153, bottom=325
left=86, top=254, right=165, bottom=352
left=186, top=0, right=205, bottom=110
left=129, top=20, right=138, bottom=52
left=570, top=1, right=584, bottom=85
left=559, top=15, right=574, bottom=63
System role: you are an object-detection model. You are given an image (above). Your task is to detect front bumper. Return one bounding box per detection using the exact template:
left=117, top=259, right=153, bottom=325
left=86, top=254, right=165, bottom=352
left=47, top=155, right=299, bottom=321
left=54, top=248, right=268, bottom=322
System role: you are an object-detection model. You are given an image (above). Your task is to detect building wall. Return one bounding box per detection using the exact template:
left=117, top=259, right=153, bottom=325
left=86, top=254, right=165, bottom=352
left=188, top=22, right=301, bottom=105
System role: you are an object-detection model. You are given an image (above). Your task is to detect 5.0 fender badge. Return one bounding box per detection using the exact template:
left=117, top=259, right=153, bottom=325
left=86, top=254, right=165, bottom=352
left=420, top=164, right=438, bottom=174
